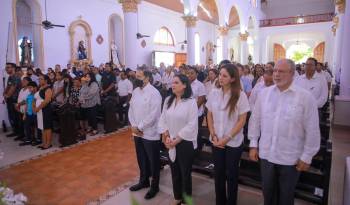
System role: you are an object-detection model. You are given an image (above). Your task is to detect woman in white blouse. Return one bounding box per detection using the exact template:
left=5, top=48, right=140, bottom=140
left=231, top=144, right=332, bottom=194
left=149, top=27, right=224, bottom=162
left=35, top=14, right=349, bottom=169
left=206, top=64, right=250, bottom=205
left=158, top=74, right=198, bottom=205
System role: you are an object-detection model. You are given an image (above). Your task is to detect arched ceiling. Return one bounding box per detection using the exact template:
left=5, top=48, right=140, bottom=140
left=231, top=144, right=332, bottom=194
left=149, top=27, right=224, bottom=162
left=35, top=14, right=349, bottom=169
left=228, top=6, right=240, bottom=27
left=197, top=0, right=219, bottom=25
left=144, top=0, right=219, bottom=25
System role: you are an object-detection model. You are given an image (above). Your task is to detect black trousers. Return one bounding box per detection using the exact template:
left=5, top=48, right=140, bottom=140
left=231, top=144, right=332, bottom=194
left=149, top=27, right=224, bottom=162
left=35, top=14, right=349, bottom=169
left=212, top=144, right=243, bottom=205
left=6, top=99, right=19, bottom=134
left=134, top=136, right=161, bottom=189
left=260, top=159, right=300, bottom=205
left=118, top=96, right=129, bottom=124
left=170, top=140, right=195, bottom=202
left=24, top=114, right=36, bottom=142
left=197, top=115, right=205, bottom=151
left=82, top=105, right=98, bottom=130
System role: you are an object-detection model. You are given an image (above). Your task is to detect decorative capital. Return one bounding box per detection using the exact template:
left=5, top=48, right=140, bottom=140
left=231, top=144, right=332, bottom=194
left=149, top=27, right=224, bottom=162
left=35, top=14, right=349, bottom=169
left=239, top=31, right=249, bottom=41
left=182, top=15, right=197, bottom=27
left=119, top=0, right=141, bottom=13
left=335, top=0, right=345, bottom=13
left=218, top=26, right=230, bottom=36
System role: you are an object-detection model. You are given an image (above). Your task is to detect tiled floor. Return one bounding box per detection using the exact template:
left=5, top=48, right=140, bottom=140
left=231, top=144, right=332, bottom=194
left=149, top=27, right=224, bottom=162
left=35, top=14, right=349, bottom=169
left=0, top=125, right=349, bottom=205
left=0, top=129, right=138, bottom=205
left=103, top=167, right=315, bottom=205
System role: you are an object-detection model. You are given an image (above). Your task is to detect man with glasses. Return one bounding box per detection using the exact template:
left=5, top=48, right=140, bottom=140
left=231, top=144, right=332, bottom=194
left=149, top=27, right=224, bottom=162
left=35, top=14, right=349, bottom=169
left=248, top=59, right=320, bottom=205
left=295, top=57, right=328, bottom=108
left=249, top=65, right=274, bottom=109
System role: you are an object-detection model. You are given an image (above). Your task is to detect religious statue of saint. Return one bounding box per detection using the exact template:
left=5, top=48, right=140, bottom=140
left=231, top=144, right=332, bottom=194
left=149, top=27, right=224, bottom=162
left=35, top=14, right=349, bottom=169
left=110, top=41, right=120, bottom=66
left=78, top=40, right=87, bottom=60
left=206, top=41, right=214, bottom=65
left=20, top=36, right=32, bottom=66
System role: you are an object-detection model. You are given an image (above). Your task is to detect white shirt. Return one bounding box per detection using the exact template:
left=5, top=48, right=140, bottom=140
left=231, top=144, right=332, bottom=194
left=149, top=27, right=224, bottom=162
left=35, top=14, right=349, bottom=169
left=249, top=81, right=267, bottom=109
left=204, top=79, right=217, bottom=96
left=248, top=84, right=320, bottom=165
left=117, top=78, right=133, bottom=97
left=128, top=83, right=162, bottom=141
left=295, top=73, right=328, bottom=108
left=321, top=71, right=332, bottom=83
left=162, top=72, right=174, bottom=90
left=158, top=97, right=198, bottom=149
left=153, top=73, right=162, bottom=86
left=191, top=79, right=206, bottom=116
left=53, top=80, right=64, bottom=103
left=17, top=88, right=30, bottom=114
left=206, top=90, right=250, bottom=147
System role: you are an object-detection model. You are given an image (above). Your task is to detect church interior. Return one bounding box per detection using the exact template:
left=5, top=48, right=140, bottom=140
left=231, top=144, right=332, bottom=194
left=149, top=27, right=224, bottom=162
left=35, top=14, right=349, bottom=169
left=0, top=0, right=350, bottom=205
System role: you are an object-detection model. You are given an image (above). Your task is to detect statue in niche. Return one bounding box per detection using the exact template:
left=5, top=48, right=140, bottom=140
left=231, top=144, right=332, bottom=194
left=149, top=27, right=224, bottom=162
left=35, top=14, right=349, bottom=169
left=20, top=36, right=32, bottom=67
left=230, top=48, right=235, bottom=62
left=110, top=41, right=121, bottom=67
left=206, top=41, right=214, bottom=65
left=78, top=40, right=87, bottom=60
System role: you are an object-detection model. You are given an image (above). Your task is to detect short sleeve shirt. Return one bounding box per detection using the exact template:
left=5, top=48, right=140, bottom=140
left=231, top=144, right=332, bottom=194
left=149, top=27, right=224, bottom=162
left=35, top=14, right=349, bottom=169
left=101, top=72, right=116, bottom=96
left=6, top=75, right=21, bottom=101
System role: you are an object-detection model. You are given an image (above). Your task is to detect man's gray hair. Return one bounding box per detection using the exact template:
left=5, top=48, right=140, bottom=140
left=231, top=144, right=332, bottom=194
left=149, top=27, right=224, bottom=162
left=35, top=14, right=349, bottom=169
left=276, top=59, right=296, bottom=73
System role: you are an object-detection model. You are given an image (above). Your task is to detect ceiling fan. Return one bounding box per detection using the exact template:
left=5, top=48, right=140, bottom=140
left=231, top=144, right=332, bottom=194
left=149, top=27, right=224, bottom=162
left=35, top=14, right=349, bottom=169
left=178, top=40, right=187, bottom=45
left=136, top=33, right=150, bottom=39
left=135, top=9, right=149, bottom=39
left=31, top=0, right=65, bottom=30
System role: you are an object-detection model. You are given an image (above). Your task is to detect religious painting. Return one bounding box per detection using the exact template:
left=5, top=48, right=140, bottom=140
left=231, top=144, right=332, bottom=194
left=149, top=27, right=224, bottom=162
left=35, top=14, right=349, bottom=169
left=68, top=18, right=93, bottom=66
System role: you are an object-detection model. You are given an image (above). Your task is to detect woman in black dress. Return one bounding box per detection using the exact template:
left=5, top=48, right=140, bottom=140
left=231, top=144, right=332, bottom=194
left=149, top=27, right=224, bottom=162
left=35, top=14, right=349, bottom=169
left=34, top=74, right=53, bottom=149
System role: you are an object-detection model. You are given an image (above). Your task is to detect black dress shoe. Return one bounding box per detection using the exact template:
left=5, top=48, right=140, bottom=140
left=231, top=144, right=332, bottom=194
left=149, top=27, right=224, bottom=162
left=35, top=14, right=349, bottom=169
left=19, top=141, right=31, bottom=146
left=14, top=136, right=23, bottom=141
left=144, top=187, right=159, bottom=199
left=31, top=141, right=41, bottom=146
left=6, top=133, right=17, bottom=137
left=129, top=183, right=150, bottom=192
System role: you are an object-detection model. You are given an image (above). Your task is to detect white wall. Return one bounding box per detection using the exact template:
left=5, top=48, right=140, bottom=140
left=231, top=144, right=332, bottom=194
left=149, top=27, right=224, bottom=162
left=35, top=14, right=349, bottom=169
left=138, top=1, right=216, bottom=66
left=262, top=0, right=335, bottom=19
left=260, top=21, right=334, bottom=65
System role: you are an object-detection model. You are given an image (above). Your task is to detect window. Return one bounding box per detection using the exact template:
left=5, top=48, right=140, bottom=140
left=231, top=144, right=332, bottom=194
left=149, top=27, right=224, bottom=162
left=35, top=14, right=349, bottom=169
left=195, top=33, right=200, bottom=64
left=216, top=37, right=223, bottom=63
left=154, top=27, right=175, bottom=46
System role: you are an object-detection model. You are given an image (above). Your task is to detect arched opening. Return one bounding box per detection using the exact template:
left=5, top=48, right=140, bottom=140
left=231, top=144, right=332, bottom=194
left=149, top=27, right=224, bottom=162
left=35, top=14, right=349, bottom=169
left=68, top=19, right=93, bottom=66
left=153, top=27, right=175, bottom=46
left=228, top=6, right=240, bottom=62
left=197, top=0, right=219, bottom=25
left=195, top=33, right=201, bottom=65
left=247, top=16, right=256, bottom=63
left=286, top=43, right=312, bottom=64
left=13, top=0, right=44, bottom=68
left=108, top=14, right=124, bottom=66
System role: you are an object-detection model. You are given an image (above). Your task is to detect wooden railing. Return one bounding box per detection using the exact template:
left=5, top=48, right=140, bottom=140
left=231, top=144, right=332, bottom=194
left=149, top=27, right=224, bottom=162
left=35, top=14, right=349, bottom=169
left=260, top=13, right=334, bottom=27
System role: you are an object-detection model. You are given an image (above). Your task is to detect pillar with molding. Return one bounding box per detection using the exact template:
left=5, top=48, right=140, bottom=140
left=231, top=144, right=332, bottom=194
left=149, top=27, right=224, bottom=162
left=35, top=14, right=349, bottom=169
left=239, top=31, right=249, bottom=64
left=182, top=15, right=197, bottom=65
left=120, top=0, right=140, bottom=70
left=334, top=0, right=350, bottom=126
left=218, top=26, right=229, bottom=61
left=333, top=2, right=345, bottom=82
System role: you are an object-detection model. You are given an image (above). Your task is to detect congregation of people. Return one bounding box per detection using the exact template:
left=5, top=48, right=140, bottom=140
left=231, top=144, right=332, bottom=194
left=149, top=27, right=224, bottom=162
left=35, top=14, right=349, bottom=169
left=2, top=56, right=332, bottom=205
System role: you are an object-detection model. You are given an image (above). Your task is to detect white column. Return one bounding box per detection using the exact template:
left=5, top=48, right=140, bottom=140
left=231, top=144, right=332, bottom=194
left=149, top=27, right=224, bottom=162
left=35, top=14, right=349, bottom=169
left=218, top=26, right=229, bottom=60
left=334, top=0, right=350, bottom=127
left=339, top=0, right=350, bottom=97
left=120, top=0, right=140, bottom=70
left=183, top=16, right=197, bottom=65
left=259, top=35, right=268, bottom=64
left=333, top=14, right=345, bottom=81
left=239, top=32, right=249, bottom=64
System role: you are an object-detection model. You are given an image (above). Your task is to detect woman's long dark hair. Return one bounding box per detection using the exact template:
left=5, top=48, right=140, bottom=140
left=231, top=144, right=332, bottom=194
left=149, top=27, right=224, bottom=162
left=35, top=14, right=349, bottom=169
left=220, top=64, right=241, bottom=117
left=86, top=72, right=97, bottom=87
left=167, top=74, right=192, bottom=109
